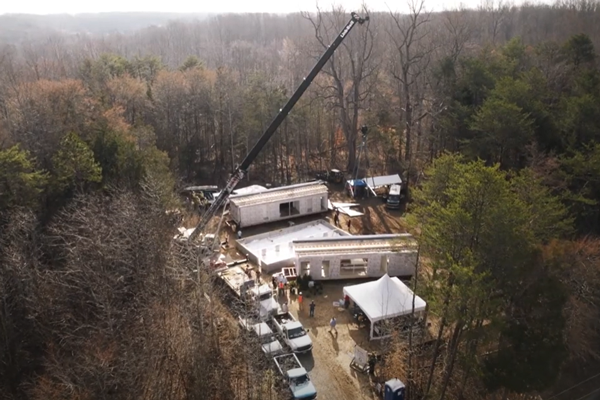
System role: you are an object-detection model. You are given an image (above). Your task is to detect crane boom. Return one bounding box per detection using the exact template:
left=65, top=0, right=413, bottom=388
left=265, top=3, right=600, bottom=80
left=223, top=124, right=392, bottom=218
left=188, top=12, right=369, bottom=242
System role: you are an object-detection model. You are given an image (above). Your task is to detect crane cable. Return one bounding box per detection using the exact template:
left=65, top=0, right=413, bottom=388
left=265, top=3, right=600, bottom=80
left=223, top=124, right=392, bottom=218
left=545, top=372, right=600, bottom=400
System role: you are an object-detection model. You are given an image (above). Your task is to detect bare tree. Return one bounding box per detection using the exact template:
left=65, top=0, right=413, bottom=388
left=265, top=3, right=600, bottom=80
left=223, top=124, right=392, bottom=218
left=388, top=0, right=433, bottom=187
left=303, top=6, right=378, bottom=172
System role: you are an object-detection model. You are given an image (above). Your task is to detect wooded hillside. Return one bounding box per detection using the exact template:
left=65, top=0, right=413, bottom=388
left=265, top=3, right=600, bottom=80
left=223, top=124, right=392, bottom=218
left=1, top=2, right=600, bottom=399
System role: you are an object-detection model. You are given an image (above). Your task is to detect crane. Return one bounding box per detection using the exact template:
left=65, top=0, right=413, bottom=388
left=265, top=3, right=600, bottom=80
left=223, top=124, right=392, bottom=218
left=188, top=11, right=369, bottom=242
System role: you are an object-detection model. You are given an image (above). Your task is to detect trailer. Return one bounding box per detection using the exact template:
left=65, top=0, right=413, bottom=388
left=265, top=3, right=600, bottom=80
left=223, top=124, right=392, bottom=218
left=217, top=266, right=278, bottom=319
left=229, top=181, right=329, bottom=229
left=273, top=353, right=317, bottom=400
left=272, top=312, right=313, bottom=354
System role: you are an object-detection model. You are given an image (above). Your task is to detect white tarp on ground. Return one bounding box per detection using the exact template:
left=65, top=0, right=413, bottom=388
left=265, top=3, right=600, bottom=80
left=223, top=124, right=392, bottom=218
left=327, top=200, right=364, bottom=216
left=343, top=274, right=426, bottom=322
left=339, top=208, right=364, bottom=217
left=364, top=174, right=402, bottom=189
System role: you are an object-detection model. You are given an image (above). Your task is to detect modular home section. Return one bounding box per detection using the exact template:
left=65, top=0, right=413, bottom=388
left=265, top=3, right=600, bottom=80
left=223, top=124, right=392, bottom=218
left=229, top=181, right=329, bottom=228
left=292, top=234, right=418, bottom=280
left=237, top=220, right=349, bottom=273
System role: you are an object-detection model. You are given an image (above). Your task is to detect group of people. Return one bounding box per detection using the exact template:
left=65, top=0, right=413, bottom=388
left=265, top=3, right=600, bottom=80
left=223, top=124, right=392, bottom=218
left=332, top=208, right=352, bottom=232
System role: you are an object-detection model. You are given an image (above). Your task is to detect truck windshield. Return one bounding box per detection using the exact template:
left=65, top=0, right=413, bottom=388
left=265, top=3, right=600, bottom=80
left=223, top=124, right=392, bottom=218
left=259, top=292, right=273, bottom=301
left=287, top=327, right=306, bottom=339
left=291, top=374, right=309, bottom=386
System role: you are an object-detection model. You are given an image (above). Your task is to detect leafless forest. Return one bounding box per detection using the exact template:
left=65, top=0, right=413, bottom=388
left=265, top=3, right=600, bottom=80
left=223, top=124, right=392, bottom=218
left=1, top=1, right=600, bottom=399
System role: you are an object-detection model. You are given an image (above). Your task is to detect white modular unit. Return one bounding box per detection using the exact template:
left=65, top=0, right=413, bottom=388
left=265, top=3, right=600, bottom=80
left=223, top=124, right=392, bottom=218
left=236, top=220, right=350, bottom=273
left=293, top=234, right=418, bottom=281
left=230, top=181, right=329, bottom=228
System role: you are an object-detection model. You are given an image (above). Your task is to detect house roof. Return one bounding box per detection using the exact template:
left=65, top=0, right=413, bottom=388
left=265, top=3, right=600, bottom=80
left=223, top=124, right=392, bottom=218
left=293, top=234, right=418, bottom=256
left=230, top=181, right=328, bottom=208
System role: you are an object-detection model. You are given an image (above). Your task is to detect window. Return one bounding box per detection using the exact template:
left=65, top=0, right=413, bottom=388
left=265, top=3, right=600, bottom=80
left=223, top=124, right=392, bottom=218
left=300, top=261, right=310, bottom=276
left=340, top=258, right=368, bottom=277
left=381, top=256, right=388, bottom=274
left=321, top=260, right=330, bottom=278
left=279, top=201, right=300, bottom=217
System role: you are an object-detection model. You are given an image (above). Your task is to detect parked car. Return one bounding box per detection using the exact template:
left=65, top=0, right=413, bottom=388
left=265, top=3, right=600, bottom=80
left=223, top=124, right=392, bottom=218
left=315, top=169, right=344, bottom=184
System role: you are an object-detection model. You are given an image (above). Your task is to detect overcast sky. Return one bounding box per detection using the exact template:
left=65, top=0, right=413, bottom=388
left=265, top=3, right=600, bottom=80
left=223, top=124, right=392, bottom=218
left=1, top=0, right=483, bottom=15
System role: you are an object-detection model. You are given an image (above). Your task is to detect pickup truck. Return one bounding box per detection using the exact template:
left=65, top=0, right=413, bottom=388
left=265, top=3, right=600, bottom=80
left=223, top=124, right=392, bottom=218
left=272, top=312, right=312, bottom=354
left=238, top=316, right=284, bottom=356
left=273, top=353, right=317, bottom=400
left=217, top=266, right=278, bottom=319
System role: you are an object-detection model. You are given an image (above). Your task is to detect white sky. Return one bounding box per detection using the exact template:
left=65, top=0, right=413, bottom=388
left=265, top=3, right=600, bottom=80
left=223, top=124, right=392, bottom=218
left=0, top=0, right=475, bottom=15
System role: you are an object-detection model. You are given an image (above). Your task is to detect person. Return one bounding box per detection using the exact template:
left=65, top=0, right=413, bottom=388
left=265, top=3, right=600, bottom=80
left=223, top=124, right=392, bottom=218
left=191, top=192, right=201, bottom=213
left=198, top=191, right=207, bottom=211
left=329, top=317, right=337, bottom=334
left=344, top=294, right=350, bottom=309
left=346, top=219, right=351, bottom=232
left=333, top=209, right=340, bottom=227
left=309, top=300, right=315, bottom=317
left=245, top=265, right=252, bottom=279
left=237, top=230, right=242, bottom=239
left=278, top=281, right=285, bottom=297
left=298, top=292, right=303, bottom=311
left=272, top=275, right=277, bottom=290
left=281, top=301, right=289, bottom=314
left=368, top=354, right=376, bottom=376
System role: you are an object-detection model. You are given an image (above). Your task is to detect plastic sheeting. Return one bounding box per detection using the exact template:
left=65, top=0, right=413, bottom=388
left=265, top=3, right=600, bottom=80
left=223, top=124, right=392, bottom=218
left=364, top=174, right=402, bottom=189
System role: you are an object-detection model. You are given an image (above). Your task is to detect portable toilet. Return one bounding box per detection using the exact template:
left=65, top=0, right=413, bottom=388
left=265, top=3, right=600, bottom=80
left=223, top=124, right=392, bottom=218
left=384, top=378, right=405, bottom=400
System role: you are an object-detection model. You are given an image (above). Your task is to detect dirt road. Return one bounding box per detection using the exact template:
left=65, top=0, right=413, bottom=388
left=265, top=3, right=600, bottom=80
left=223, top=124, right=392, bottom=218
left=286, top=282, right=382, bottom=400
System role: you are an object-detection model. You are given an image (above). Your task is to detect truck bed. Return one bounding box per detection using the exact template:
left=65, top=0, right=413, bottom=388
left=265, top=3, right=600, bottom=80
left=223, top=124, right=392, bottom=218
left=273, top=312, right=296, bottom=325
left=274, top=353, right=302, bottom=374
left=218, top=266, right=253, bottom=293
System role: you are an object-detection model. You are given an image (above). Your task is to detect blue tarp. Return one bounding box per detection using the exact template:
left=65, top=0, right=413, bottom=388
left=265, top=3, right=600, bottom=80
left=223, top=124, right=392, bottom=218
left=346, top=179, right=367, bottom=187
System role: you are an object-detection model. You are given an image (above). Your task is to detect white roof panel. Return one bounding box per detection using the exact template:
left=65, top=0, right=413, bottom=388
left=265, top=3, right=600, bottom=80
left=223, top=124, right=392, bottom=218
left=231, top=182, right=328, bottom=207
left=364, top=174, right=402, bottom=188
left=343, top=274, right=426, bottom=322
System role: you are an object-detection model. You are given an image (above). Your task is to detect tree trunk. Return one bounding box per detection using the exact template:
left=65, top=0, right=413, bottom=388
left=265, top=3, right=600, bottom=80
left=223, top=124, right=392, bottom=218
left=438, top=322, right=463, bottom=400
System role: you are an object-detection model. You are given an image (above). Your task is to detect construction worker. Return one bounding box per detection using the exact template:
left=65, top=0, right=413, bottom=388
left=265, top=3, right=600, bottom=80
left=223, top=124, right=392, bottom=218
left=298, top=292, right=303, bottom=311
left=309, top=300, right=316, bottom=317
left=198, top=191, right=209, bottom=212
left=333, top=208, right=340, bottom=227
left=191, top=192, right=201, bottom=212
left=329, top=317, right=337, bottom=335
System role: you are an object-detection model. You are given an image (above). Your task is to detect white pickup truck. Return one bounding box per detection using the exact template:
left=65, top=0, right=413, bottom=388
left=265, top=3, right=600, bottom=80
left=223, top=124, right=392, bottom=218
left=217, top=266, right=277, bottom=319
left=272, top=312, right=313, bottom=354
left=273, top=353, right=317, bottom=400
left=238, top=316, right=284, bottom=356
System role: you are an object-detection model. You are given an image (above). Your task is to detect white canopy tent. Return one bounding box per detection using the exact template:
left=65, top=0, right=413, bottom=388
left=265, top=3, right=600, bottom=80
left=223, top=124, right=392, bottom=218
left=343, top=274, right=426, bottom=340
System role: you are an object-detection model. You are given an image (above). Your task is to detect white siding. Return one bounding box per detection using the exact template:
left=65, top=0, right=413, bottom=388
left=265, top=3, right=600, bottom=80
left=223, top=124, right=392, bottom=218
left=232, top=193, right=329, bottom=228
left=294, top=250, right=417, bottom=281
